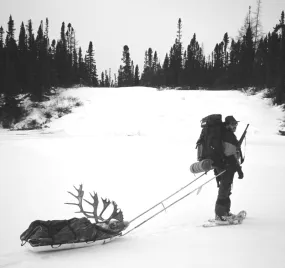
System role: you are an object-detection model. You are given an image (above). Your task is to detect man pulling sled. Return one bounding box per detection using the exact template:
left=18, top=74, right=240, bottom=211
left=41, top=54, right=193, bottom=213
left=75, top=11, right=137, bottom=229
left=191, top=114, right=249, bottom=226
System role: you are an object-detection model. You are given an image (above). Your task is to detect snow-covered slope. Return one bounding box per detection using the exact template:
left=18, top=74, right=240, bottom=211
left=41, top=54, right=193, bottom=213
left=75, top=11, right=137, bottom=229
left=0, top=87, right=285, bottom=268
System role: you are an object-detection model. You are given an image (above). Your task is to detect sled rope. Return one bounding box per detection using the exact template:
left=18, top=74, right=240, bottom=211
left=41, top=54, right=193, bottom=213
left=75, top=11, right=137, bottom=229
left=129, top=171, right=207, bottom=224
left=121, top=170, right=226, bottom=236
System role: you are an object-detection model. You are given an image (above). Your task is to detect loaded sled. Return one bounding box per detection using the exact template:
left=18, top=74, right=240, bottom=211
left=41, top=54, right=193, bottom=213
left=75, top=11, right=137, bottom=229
left=20, top=185, right=129, bottom=251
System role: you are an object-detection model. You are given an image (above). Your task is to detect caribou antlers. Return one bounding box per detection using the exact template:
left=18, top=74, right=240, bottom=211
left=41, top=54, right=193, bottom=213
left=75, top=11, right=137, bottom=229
left=65, top=184, right=124, bottom=224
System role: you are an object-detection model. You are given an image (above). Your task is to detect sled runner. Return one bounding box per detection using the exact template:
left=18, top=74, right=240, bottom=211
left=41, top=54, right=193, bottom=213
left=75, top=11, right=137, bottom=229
left=24, top=236, right=117, bottom=252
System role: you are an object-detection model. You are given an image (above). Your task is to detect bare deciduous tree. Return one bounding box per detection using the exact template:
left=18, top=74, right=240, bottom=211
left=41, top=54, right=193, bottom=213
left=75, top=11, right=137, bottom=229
left=253, top=0, right=263, bottom=50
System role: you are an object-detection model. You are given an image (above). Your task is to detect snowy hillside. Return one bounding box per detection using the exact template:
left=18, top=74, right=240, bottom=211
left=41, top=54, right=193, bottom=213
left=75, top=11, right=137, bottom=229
left=0, top=87, right=285, bottom=268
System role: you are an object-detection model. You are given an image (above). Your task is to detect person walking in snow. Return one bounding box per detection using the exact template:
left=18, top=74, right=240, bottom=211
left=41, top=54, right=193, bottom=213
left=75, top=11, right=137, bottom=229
left=214, top=116, right=244, bottom=221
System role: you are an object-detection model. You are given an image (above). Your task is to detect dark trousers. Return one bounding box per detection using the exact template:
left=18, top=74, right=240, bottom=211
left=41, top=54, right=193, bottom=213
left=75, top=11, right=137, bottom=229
left=215, top=166, right=236, bottom=217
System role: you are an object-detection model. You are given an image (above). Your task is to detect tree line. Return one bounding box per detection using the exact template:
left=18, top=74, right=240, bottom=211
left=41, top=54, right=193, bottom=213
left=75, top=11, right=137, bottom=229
left=0, top=16, right=103, bottom=101
left=0, top=5, right=284, bottom=105
left=135, top=8, right=285, bottom=104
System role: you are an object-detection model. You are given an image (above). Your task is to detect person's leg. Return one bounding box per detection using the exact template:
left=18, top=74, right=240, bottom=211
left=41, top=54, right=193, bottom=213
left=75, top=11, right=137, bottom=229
left=215, top=168, right=235, bottom=217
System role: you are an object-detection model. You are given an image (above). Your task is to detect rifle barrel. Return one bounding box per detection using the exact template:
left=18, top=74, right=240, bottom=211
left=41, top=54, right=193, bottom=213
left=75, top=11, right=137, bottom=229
left=238, top=124, right=249, bottom=146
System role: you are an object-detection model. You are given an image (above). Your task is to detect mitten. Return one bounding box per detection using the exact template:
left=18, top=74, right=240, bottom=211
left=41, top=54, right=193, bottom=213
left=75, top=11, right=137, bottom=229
left=237, top=166, right=244, bottom=179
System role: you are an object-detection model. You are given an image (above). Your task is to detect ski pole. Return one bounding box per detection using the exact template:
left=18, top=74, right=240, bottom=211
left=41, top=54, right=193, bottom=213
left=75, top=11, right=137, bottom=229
left=129, top=171, right=207, bottom=224
left=122, top=170, right=226, bottom=236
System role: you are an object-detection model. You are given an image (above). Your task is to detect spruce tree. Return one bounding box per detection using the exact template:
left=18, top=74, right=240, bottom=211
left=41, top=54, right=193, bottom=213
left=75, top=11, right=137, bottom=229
left=231, top=39, right=242, bottom=85
left=153, top=51, right=158, bottom=73
left=163, top=53, right=170, bottom=85
left=163, top=53, right=169, bottom=70
left=78, top=46, right=86, bottom=84
left=6, top=15, right=16, bottom=46
left=213, top=42, right=224, bottom=69
left=120, top=45, right=133, bottom=86
left=50, top=39, right=56, bottom=57
left=36, top=21, right=44, bottom=51
left=104, top=70, right=110, bottom=87
left=34, top=20, right=50, bottom=100
left=134, top=65, right=140, bottom=86
left=18, top=22, right=27, bottom=53
left=4, top=15, right=20, bottom=96
left=18, top=22, right=28, bottom=92
left=66, top=23, right=73, bottom=54
left=100, top=72, right=105, bottom=87
left=223, top=33, right=229, bottom=67
left=185, top=34, right=196, bottom=85
left=174, top=18, right=183, bottom=85
left=177, top=18, right=182, bottom=44
left=147, top=48, right=153, bottom=70
left=85, top=41, right=98, bottom=86
left=60, top=22, right=67, bottom=51
left=26, top=19, right=35, bottom=51
left=165, top=18, right=183, bottom=86
left=44, top=18, right=49, bottom=45
left=25, top=19, right=37, bottom=95
left=55, top=22, right=71, bottom=85
left=141, top=48, right=156, bottom=86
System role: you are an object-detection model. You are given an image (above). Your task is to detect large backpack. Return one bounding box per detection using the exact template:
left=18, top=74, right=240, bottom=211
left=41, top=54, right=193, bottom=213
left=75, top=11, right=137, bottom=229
left=196, top=114, right=224, bottom=167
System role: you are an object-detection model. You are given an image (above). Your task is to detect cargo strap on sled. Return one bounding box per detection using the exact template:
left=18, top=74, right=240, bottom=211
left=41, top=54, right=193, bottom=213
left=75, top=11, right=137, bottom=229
left=121, top=169, right=226, bottom=236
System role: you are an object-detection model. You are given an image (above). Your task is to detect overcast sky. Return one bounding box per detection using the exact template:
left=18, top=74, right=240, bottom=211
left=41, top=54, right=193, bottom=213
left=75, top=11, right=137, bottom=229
left=0, top=0, right=284, bottom=79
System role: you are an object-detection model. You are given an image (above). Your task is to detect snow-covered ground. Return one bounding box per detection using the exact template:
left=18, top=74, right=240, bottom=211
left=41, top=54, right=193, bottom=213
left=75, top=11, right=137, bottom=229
left=1, top=87, right=285, bottom=268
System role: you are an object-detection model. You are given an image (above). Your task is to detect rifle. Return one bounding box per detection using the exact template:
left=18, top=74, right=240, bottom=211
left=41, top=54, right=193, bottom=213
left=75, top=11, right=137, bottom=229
left=238, top=124, right=249, bottom=164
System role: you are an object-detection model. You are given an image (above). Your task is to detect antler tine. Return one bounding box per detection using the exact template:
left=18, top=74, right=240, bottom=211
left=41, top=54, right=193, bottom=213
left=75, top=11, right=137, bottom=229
left=73, top=184, right=80, bottom=191
left=65, top=185, right=124, bottom=224
left=101, top=201, right=124, bottom=223
left=98, top=197, right=111, bottom=220
left=65, top=184, right=95, bottom=220
left=65, top=184, right=82, bottom=200
left=66, top=191, right=77, bottom=200
left=82, top=191, right=99, bottom=222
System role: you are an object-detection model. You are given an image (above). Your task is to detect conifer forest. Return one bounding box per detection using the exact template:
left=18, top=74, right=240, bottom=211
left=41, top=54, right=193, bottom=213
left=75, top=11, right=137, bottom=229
left=0, top=6, right=284, bottom=109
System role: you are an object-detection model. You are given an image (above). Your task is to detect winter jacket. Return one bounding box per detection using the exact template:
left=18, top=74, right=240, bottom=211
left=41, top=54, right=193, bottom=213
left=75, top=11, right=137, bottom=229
left=221, top=127, right=240, bottom=164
